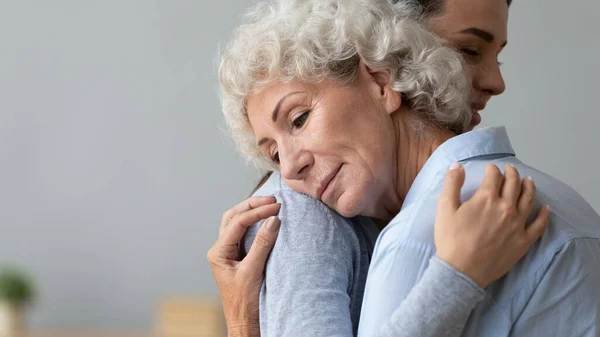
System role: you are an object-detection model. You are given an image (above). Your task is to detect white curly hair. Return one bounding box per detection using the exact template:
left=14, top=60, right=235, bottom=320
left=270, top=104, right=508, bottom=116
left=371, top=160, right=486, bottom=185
left=219, top=0, right=471, bottom=169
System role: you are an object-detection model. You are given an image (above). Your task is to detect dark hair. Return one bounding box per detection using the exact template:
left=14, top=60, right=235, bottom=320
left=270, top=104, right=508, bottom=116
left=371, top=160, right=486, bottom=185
left=251, top=171, right=273, bottom=195
left=397, top=0, right=512, bottom=17
left=250, top=0, right=513, bottom=195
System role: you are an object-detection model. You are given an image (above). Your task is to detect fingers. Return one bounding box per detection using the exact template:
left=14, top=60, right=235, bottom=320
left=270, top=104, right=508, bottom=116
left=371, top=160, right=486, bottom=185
left=220, top=196, right=277, bottom=237
left=244, top=216, right=281, bottom=274
left=438, top=162, right=466, bottom=214
left=517, top=176, right=536, bottom=216
left=221, top=203, right=281, bottom=247
left=478, top=164, right=505, bottom=198
left=222, top=196, right=277, bottom=227
left=525, top=205, right=551, bottom=244
left=500, top=165, right=521, bottom=205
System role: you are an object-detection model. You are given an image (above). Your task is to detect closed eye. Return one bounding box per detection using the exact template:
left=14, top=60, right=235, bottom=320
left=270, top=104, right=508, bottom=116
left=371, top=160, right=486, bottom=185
left=460, top=48, right=481, bottom=57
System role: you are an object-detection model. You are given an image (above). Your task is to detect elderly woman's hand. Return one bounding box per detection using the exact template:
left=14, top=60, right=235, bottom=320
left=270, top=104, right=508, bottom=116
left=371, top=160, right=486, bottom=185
left=435, top=163, right=550, bottom=288
left=207, top=196, right=281, bottom=337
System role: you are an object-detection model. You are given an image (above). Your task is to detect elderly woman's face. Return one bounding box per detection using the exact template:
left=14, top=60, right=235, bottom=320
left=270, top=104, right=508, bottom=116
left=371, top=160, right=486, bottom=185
left=247, top=67, right=400, bottom=217
left=427, top=0, right=509, bottom=128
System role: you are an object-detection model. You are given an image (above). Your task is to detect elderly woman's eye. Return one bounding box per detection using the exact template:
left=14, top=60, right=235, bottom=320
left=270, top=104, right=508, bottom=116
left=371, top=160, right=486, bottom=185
left=292, top=111, right=310, bottom=128
left=272, top=152, right=280, bottom=165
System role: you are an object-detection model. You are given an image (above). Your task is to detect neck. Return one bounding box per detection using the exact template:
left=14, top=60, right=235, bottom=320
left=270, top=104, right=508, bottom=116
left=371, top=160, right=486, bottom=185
left=372, top=108, right=456, bottom=223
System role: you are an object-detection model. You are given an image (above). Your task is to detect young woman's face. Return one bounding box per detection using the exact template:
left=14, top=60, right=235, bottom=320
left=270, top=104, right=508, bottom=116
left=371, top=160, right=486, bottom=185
left=427, top=0, right=509, bottom=128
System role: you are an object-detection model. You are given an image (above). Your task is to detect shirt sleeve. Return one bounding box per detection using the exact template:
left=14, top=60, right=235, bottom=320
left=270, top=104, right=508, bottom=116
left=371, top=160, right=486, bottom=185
left=243, top=190, right=357, bottom=337
left=374, top=256, right=485, bottom=337
left=509, top=237, right=600, bottom=337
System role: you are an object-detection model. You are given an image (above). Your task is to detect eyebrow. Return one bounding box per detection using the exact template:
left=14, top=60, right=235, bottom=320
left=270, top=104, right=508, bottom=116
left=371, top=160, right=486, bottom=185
left=272, top=91, right=304, bottom=122
left=257, top=91, right=305, bottom=147
left=258, top=137, right=269, bottom=147
left=458, top=27, right=508, bottom=48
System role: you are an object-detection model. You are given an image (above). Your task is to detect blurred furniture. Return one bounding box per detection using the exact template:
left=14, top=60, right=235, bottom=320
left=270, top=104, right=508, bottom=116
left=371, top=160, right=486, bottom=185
left=156, top=298, right=225, bottom=337
left=9, top=332, right=151, bottom=337
left=1, top=299, right=225, bottom=337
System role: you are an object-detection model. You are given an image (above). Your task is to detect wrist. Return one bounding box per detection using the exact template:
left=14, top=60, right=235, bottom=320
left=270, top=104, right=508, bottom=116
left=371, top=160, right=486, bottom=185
left=435, top=253, right=488, bottom=288
left=223, top=299, right=261, bottom=336
left=228, top=320, right=261, bottom=337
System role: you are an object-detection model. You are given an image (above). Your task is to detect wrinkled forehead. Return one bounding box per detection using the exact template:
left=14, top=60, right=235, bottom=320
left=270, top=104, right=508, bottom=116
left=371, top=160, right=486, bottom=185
left=245, top=81, right=316, bottom=121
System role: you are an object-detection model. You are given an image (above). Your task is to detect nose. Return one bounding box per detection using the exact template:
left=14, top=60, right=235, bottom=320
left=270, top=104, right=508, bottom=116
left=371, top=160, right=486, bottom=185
left=473, top=60, right=506, bottom=97
left=278, top=142, right=313, bottom=181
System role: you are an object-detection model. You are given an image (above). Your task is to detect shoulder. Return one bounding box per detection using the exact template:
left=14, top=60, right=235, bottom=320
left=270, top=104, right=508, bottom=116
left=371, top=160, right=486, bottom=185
left=548, top=237, right=600, bottom=275
left=510, top=238, right=600, bottom=314
left=490, top=235, right=600, bottom=312
left=243, top=172, right=365, bottom=256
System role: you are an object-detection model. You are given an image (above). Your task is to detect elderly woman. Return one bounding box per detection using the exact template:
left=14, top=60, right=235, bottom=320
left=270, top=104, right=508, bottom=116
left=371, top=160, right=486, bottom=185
left=208, top=0, right=600, bottom=336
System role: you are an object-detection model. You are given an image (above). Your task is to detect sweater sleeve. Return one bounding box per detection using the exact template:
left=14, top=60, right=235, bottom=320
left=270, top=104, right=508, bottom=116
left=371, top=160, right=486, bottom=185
left=243, top=190, right=358, bottom=337
left=372, top=256, right=485, bottom=337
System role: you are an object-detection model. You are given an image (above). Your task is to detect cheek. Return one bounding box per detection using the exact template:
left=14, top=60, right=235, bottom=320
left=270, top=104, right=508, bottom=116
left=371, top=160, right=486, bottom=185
left=285, top=179, right=310, bottom=196
left=355, top=124, right=395, bottom=177
left=462, top=63, right=477, bottom=86
left=302, top=114, right=353, bottom=157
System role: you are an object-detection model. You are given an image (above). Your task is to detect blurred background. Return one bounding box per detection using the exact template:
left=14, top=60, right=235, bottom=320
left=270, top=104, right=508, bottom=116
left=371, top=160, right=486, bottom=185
left=0, top=0, right=598, bottom=336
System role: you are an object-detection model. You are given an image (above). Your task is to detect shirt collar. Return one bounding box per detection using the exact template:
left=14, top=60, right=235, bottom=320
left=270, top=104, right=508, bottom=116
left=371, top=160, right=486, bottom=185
left=401, top=126, right=516, bottom=211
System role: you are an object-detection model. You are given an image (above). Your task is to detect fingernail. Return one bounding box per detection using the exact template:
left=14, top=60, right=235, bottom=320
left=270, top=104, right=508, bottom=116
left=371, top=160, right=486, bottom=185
left=545, top=205, right=551, bottom=213
left=526, top=176, right=534, bottom=183
left=266, top=216, right=280, bottom=232
left=449, top=162, right=462, bottom=171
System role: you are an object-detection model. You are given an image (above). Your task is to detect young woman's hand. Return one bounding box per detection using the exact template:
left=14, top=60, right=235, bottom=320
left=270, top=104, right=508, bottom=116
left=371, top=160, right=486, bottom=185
left=435, top=163, right=550, bottom=288
left=207, top=195, right=281, bottom=337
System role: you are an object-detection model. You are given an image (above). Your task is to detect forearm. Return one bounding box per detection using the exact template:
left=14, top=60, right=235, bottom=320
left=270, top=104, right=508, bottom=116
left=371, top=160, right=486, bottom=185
left=374, top=256, right=485, bottom=337
left=222, top=287, right=262, bottom=337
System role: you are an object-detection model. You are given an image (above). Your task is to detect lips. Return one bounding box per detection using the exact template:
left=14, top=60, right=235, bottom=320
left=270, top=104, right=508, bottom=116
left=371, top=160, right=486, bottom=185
left=471, top=103, right=486, bottom=111
left=315, top=165, right=342, bottom=201
left=470, top=102, right=486, bottom=126
left=471, top=102, right=486, bottom=112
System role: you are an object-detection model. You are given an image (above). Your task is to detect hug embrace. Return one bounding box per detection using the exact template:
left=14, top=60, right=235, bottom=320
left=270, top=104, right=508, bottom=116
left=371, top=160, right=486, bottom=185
left=208, top=0, right=600, bottom=336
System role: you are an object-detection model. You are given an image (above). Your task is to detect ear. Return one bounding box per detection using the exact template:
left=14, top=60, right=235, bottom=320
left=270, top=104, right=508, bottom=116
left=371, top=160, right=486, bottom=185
left=358, top=59, right=402, bottom=115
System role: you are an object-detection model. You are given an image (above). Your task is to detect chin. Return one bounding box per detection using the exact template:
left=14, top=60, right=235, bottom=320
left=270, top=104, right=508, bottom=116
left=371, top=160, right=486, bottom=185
left=330, top=186, right=368, bottom=218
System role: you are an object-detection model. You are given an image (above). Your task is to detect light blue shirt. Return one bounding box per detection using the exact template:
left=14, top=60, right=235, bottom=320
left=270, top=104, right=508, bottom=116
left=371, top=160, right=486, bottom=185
left=358, top=127, right=600, bottom=337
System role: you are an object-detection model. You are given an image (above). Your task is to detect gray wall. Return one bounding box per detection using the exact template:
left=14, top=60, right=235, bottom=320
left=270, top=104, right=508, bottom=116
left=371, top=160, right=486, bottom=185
left=480, top=0, right=600, bottom=211
left=0, top=0, right=598, bottom=331
left=0, top=0, right=258, bottom=331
